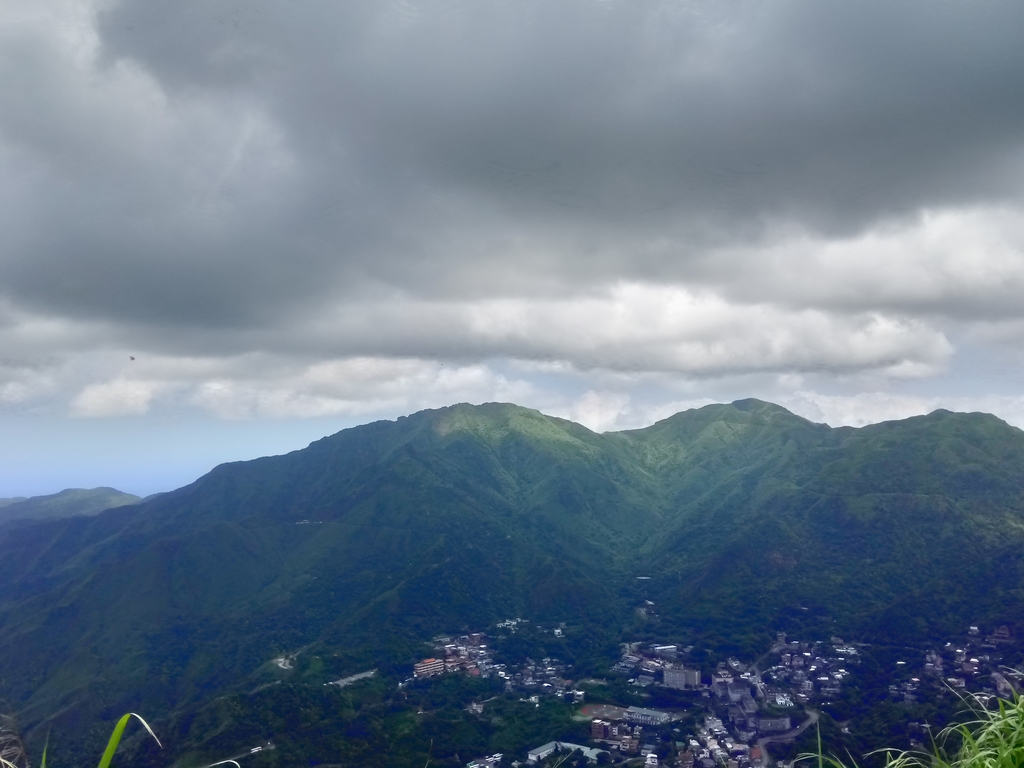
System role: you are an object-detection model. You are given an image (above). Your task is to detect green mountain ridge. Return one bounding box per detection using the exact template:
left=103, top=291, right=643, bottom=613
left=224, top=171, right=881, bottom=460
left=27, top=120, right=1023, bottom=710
left=2, top=400, right=1024, bottom=764
left=0, top=486, right=142, bottom=527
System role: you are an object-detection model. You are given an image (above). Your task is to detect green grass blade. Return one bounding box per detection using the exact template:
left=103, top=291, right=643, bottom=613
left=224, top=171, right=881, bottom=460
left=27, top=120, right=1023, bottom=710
left=40, top=730, right=49, bottom=768
left=96, top=713, right=162, bottom=768
left=96, top=714, right=131, bottom=768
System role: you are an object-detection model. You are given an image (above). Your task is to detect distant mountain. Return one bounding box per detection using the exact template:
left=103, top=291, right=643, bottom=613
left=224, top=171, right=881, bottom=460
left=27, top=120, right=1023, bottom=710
left=0, top=487, right=141, bottom=526
left=2, top=401, right=1024, bottom=763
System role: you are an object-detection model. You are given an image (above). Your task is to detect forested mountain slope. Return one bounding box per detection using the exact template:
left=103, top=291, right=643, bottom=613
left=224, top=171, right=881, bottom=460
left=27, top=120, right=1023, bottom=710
left=2, top=400, right=1024, bottom=762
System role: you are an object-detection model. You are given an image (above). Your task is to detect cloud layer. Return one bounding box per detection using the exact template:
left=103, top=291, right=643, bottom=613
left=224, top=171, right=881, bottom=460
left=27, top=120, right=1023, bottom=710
left=2, top=0, right=1024, bottom=481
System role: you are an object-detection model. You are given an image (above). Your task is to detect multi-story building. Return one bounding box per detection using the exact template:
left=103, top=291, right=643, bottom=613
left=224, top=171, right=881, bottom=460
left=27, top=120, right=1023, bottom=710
left=413, top=658, right=446, bottom=678
left=626, top=706, right=672, bottom=726
left=664, top=667, right=701, bottom=689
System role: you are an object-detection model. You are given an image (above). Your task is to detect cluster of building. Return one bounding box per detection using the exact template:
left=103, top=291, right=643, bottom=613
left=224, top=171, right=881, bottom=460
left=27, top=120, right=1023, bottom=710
left=413, top=632, right=494, bottom=679
left=710, top=676, right=789, bottom=740
left=685, top=714, right=766, bottom=768
left=505, top=657, right=584, bottom=701
left=587, top=705, right=674, bottom=756
left=612, top=633, right=859, bottom=713
left=582, top=705, right=767, bottom=768
left=604, top=622, right=1023, bottom=768
left=601, top=637, right=824, bottom=766
left=760, top=636, right=856, bottom=705
left=612, top=642, right=701, bottom=689
left=411, top=629, right=586, bottom=703
left=448, top=621, right=1022, bottom=768
left=885, top=624, right=1020, bottom=704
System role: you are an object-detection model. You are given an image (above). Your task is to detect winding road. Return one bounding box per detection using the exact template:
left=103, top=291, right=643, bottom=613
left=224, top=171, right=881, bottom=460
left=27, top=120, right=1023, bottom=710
left=756, top=710, right=819, bottom=766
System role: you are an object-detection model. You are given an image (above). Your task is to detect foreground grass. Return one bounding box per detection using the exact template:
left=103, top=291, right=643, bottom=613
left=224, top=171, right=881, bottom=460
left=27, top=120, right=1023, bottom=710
left=1, top=713, right=28, bottom=768
left=803, top=694, right=1024, bottom=768
left=0, top=713, right=160, bottom=768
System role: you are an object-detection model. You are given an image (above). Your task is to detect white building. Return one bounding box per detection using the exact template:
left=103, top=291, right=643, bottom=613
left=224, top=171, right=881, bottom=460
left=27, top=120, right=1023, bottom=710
left=528, top=742, right=609, bottom=763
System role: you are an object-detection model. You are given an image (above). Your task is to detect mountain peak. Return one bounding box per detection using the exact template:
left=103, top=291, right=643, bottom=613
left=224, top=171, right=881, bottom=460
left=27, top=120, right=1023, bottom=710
left=428, top=402, right=599, bottom=449
left=729, top=397, right=798, bottom=416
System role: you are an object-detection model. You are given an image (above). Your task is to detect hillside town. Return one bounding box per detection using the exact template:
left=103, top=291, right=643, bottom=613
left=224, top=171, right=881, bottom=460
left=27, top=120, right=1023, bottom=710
left=404, top=620, right=1022, bottom=768
left=408, top=626, right=588, bottom=703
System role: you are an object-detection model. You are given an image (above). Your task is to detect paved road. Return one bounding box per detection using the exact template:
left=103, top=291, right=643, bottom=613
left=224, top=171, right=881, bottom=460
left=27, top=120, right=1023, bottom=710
left=756, top=710, right=819, bottom=766
left=749, top=642, right=788, bottom=699
left=325, top=669, right=377, bottom=688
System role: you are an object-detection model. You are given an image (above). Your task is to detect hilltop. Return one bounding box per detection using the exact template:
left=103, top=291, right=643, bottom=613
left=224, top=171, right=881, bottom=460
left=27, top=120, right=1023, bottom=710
left=0, top=486, right=141, bottom=527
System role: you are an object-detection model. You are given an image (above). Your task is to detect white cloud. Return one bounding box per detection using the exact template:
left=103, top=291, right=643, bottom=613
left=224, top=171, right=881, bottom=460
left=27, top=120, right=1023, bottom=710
left=564, top=391, right=729, bottom=433
left=782, top=391, right=1024, bottom=430
left=568, top=390, right=632, bottom=432
left=720, top=206, right=1024, bottom=320
left=188, top=357, right=538, bottom=420
left=0, top=381, right=32, bottom=404
left=0, top=360, right=57, bottom=405
left=638, top=398, right=720, bottom=426
left=304, top=283, right=953, bottom=376
left=70, top=377, right=160, bottom=417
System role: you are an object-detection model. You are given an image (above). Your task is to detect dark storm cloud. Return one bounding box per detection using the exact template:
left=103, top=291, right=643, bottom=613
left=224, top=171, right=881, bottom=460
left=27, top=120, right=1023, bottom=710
left=105, top=0, right=1024, bottom=225
left=8, top=3, right=1020, bottom=301
left=2, top=0, right=1024, bottom=381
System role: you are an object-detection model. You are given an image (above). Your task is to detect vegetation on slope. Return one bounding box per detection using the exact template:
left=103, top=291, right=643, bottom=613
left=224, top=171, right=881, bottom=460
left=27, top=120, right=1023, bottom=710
left=805, top=694, right=1024, bottom=768
left=2, top=401, right=1024, bottom=764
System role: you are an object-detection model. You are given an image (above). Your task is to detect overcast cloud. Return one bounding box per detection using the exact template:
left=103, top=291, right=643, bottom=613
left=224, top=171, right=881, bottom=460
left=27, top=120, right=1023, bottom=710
left=3, top=0, right=1024, bottom=494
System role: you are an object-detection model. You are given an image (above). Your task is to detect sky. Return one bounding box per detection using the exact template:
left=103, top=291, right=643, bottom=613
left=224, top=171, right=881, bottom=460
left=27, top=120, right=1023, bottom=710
left=3, top=0, right=1024, bottom=497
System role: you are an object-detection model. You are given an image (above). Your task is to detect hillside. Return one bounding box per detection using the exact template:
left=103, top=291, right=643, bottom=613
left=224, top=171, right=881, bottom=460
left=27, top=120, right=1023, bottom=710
left=0, top=487, right=141, bottom=527
left=2, top=400, right=1024, bottom=765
